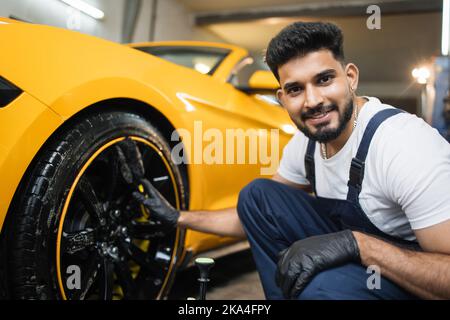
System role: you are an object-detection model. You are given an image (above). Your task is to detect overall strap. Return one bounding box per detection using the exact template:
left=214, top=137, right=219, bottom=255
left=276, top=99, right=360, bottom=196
left=305, top=139, right=317, bottom=195
left=347, top=108, right=404, bottom=202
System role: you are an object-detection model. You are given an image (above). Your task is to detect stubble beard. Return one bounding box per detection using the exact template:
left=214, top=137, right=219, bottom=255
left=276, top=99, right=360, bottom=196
left=296, top=97, right=354, bottom=143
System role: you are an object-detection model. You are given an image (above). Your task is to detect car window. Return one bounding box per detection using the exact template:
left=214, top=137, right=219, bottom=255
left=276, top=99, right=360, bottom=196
left=133, top=46, right=230, bottom=75
left=229, top=55, right=281, bottom=107
left=228, top=56, right=259, bottom=88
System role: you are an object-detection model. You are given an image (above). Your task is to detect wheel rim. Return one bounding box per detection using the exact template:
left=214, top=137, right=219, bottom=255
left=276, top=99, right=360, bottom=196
left=56, top=136, right=182, bottom=300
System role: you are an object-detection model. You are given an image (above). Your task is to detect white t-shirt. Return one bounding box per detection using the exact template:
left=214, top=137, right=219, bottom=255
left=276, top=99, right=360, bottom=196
left=278, top=97, right=450, bottom=241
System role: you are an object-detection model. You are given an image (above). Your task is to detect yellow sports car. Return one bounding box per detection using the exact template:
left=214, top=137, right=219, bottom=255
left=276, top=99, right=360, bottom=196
left=0, top=18, right=293, bottom=299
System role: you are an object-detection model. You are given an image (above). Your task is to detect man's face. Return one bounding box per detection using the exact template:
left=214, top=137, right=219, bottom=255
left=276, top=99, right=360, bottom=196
left=277, top=49, right=356, bottom=143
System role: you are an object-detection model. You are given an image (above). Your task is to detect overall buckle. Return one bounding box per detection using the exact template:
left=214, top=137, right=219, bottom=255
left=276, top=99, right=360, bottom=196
left=348, top=157, right=365, bottom=190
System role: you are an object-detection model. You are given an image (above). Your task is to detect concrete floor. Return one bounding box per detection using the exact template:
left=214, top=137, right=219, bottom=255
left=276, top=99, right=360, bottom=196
left=168, top=249, right=265, bottom=300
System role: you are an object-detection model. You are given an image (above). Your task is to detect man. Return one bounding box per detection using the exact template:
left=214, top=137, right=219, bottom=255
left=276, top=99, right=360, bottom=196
left=134, top=22, right=450, bottom=299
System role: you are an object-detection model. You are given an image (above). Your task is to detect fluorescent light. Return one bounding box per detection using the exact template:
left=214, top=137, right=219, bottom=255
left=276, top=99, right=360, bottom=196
left=60, top=0, right=105, bottom=20
left=442, top=0, right=449, bottom=55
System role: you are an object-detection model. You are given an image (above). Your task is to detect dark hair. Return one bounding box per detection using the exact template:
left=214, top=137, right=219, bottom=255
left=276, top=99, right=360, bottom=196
left=265, top=21, right=345, bottom=80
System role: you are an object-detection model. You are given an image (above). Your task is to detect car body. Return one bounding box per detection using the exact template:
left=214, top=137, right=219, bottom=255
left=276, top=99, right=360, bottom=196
left=0, top=17, right=294, bottom=299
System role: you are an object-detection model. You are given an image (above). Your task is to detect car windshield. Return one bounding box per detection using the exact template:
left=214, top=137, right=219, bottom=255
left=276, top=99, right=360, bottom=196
left=133, top=46, right=230, bottom=75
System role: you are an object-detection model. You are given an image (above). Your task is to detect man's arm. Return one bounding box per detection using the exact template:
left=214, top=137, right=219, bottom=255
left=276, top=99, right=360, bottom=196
left=271, top=172, right=312, bottom=192
left=177, top=173, right=310, bottom=238
left=178, top=207, right=245, bottom=238
left=353, top=219, right=450, bottom=299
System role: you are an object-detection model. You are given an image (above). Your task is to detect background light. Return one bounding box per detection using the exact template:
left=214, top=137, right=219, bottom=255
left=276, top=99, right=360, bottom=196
left=281, top=124, right=296, bottom=135
left=60, top=0, right=105, bottom=20
left=412, top=67, right=431, bottom=84
left=442, top=0, right=449, bottom=56
left=194, top=63, right=211, bottom=74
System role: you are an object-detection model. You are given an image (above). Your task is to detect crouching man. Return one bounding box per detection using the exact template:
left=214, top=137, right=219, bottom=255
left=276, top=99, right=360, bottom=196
left=134, top=21, right=450, bottom=299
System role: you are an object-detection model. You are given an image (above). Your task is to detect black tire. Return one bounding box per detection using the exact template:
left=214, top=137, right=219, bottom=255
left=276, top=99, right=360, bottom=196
left=6, top=111, right=186, bottom=299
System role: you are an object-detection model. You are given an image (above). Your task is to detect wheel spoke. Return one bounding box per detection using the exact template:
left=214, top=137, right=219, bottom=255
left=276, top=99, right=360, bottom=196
left=105, top=148, right=121, bottom=205
left=118, top=239, right=164, bottom=278
left=71, top=254, right=101, bottom=300
left=99, top=258, right=114, bottom=300
left=114, top=260, right=135, bottom=299
left=151, top=176, right=170, bottom=196
left=128, top=220, right=166, bottom=239
left=141, top=148, right=154, bottom=175
left=62, top=228, right=96, bottom=254
left=77, top=176, right=106, bottom=225
left=117, top=138, right=145, bottom=183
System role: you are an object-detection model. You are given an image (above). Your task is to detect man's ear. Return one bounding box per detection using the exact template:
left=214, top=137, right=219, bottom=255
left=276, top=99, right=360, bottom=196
left=276, top=88, right=284, bottom=106
left=345, top=63, right=359, bottom=92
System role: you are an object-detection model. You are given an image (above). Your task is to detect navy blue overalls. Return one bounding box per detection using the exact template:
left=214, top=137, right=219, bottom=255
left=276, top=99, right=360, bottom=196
left=237, top=108, right=420, bottom=299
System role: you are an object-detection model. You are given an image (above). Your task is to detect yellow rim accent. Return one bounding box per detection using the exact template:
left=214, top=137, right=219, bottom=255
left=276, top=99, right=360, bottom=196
left=56, top=136, right=181, bottom=300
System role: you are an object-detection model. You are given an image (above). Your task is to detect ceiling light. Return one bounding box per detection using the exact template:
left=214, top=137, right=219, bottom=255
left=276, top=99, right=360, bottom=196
left=60, top=0, right=104, bottom=20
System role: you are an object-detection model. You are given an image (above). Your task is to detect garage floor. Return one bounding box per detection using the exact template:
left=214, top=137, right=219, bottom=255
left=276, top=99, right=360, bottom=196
left=168, top=249, right=265, bottom=300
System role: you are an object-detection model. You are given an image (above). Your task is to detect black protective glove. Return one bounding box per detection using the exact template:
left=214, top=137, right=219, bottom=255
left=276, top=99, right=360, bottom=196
left=132, top=179, right=180, bottom=230
left=275, top=230, right=360, bottom=299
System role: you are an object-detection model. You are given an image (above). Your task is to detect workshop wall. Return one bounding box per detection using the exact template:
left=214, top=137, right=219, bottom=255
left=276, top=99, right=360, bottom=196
left=0, top=0, right=225, bottom=44
left=0, top=0, right=125, bottom=42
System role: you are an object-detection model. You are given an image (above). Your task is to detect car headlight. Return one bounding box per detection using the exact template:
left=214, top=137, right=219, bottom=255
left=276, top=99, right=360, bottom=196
left=0, top=76, right=22, bottom=108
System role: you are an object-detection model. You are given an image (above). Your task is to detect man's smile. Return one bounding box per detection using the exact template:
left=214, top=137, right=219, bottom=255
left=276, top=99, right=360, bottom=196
left=306, top=110, right=333, bottom=126
left=302, top=105, right=338, bottom=127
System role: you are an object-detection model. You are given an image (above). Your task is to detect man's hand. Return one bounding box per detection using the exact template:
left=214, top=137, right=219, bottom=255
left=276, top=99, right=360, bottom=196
left=132, top=179, right=180, bottom=230
left=276, top=230, right=360, bottom=299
